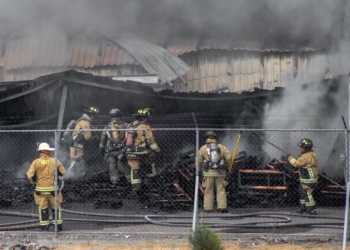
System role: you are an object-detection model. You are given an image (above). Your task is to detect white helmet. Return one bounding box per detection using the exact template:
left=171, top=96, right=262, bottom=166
left=37, top=142, right=55, bottom=151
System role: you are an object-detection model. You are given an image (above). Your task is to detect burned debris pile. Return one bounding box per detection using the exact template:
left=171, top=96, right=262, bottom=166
left=0, top=151, right=345, bottom=211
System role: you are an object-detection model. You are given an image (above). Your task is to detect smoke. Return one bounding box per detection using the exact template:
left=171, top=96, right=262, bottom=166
left=0, top=0, right=346, bottom=46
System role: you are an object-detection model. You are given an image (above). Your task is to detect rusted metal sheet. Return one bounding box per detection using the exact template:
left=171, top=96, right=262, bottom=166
left=165, top=38, right=321, bottom=55
left=1, top=31, right=191, bottom=83
left=2, top=35, right=138, bottom=71
left=170, top=50, right=332, bottom=93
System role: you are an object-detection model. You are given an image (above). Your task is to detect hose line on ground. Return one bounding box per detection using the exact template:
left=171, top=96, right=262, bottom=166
left=0, top=210, right=344, bottom=230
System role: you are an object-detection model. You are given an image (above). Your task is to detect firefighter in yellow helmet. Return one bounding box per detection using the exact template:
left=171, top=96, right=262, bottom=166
left=68, top=107, right=99, bottom=175
left=125, top=108, right=160, bottom=194
left=99, top=109, right=129, bottom=185
left=27, top=143, right=66, bottom=231
left=287, top=138, right=318, bottom=215
left=198, top=131, right=231, bottom=213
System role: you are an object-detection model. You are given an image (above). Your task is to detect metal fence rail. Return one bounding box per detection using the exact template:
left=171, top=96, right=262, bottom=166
left=0, top=128, right=348, bottom=244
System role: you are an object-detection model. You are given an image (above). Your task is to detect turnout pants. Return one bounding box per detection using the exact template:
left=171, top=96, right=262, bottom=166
left=299, top=182, right=317, bottom=212
left=34, top=192, right=63, bottom=228
left=107, top=155, right=130, bottom=184
left=68, top=147, right=86, bottom=178
left=202, top=175, right=228, bottom=211
left=127, top=153, right=156, bottom=189
left=69, top=147, right=84, bottom=160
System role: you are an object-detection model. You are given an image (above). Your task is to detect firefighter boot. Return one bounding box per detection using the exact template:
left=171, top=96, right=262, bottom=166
left=130, top=170, right=141, bottom=197
left=295, top=204, right=306, bottom=214
left=40, top=208, right=50, bottom=231
left=306, top=209, right=317, bottom=215
left=51, top=208, right=63, bottom=231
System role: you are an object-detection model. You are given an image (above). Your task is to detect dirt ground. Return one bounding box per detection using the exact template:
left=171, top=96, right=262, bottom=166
left=54, top=242, right=350, bottom=250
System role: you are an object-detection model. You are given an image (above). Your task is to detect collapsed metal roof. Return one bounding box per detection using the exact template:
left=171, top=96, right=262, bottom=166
left=0, top=29, right=191, bottom=84
left=0, top=70, right=282, bottom=128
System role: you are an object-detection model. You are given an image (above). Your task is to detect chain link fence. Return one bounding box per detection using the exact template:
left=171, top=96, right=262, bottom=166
left=0, top=128, right=348, bottom=239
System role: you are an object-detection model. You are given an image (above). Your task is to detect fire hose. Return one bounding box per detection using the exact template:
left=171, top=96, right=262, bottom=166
left=0, top=209, right=344, bottom=230
left=251, top=132, right=346, bottom=191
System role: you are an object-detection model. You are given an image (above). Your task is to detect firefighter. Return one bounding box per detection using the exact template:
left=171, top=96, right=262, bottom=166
left=68, top=106, right=99, bottom=174
left=198, top=131, right=231, bottom=213
left=287, top=138, right=318, bottom=215
left=99, top=108, right=129, bottom=185
left=27, top=143, right=66, bottom=231
left=125, top=108, right=160, bottom=194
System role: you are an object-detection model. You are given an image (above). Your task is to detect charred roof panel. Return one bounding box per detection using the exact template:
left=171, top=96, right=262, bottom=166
left=2, top=34, right=140, bottom=70
left=164, top=38, right=322, bottom=55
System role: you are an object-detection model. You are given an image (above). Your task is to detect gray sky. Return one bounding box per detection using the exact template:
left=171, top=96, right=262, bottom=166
left=0, top=0, right=347, bottom=47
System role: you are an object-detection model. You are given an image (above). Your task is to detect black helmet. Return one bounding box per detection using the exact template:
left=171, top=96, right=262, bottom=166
left=205, top=131, right=217, bottom=138
left=298, top=138, right=314, bottom=149
left=132, top=108, right=152, bottom=117
left=109, top=108, right=122, bottom=117
left=84, top=106, right=100, bottom=115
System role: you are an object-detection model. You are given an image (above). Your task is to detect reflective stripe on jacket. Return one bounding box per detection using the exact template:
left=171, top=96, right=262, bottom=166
left=127, top=120, right=160, bottom=152
left=288, top=151, right=318, bottom=184
left=27, top=153, right=66, bottom=190
left=72, top=115, right=92, bottom=143
left=198, top=143, right=231, bottom=177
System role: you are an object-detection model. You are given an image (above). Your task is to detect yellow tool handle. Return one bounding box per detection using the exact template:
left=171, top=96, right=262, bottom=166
left=229, top=131, right=242, bottom=173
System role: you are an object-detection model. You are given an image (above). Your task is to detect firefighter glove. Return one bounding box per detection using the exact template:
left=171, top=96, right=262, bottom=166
left=100, top=147, right=105, bottom=157
left=202, top=162, right=210, bottom=171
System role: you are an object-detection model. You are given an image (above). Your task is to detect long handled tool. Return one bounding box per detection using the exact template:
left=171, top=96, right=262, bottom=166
left=229, top=131, right=242, bottom=173
left=252, top=132, right=345, bottom=191
left=251, top=132, right=288, bottom=154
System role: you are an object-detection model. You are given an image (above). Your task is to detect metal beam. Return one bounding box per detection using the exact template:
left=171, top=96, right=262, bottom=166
left=0, top=114, right=57, bottom=128
left=65, top=77, right=282, bottom=101
left=56, top=80, right=68, bottom=149
left=0, top=78, right=59, bottom=103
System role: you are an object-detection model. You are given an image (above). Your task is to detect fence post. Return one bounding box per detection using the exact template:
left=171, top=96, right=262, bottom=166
left=192, top=113, right=200, bottom=236
left=343, top=127, right=350, bottom=250
left=54, top=130, right=58, bottom=237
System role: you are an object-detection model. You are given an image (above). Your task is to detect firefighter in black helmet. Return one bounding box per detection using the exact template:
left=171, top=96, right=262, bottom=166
left=99, top=109, right=129, bottom=185
left=68, top=107, right=99, bottom=177
left=125, top=108, right=160, bottom=194
left=198, top=131, right=232, bottom=213
left=287, top=138, right=318, bottom=215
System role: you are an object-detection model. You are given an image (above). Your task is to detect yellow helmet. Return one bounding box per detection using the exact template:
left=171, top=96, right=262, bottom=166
left=132, top=108, right=152, bottom=117
left=84, top=106, right=100, bottom=115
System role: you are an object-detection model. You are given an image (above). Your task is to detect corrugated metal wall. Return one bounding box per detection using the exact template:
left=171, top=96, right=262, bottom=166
left=2, top=64, right=147, bottom=82
left=171, top=50, right=328, bottom=93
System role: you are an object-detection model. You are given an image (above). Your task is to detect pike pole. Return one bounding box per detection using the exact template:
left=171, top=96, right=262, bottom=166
left=251, top=132, right=288, bottom=154
left=229, top=131, right=242, bottom=173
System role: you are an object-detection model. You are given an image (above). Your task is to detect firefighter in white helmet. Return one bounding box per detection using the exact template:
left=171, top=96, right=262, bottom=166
left=125, top=108, right=160, bottom=194
left=198, top=131, right=231, bottom=213
left=27, top=142, right=66, bottom=231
